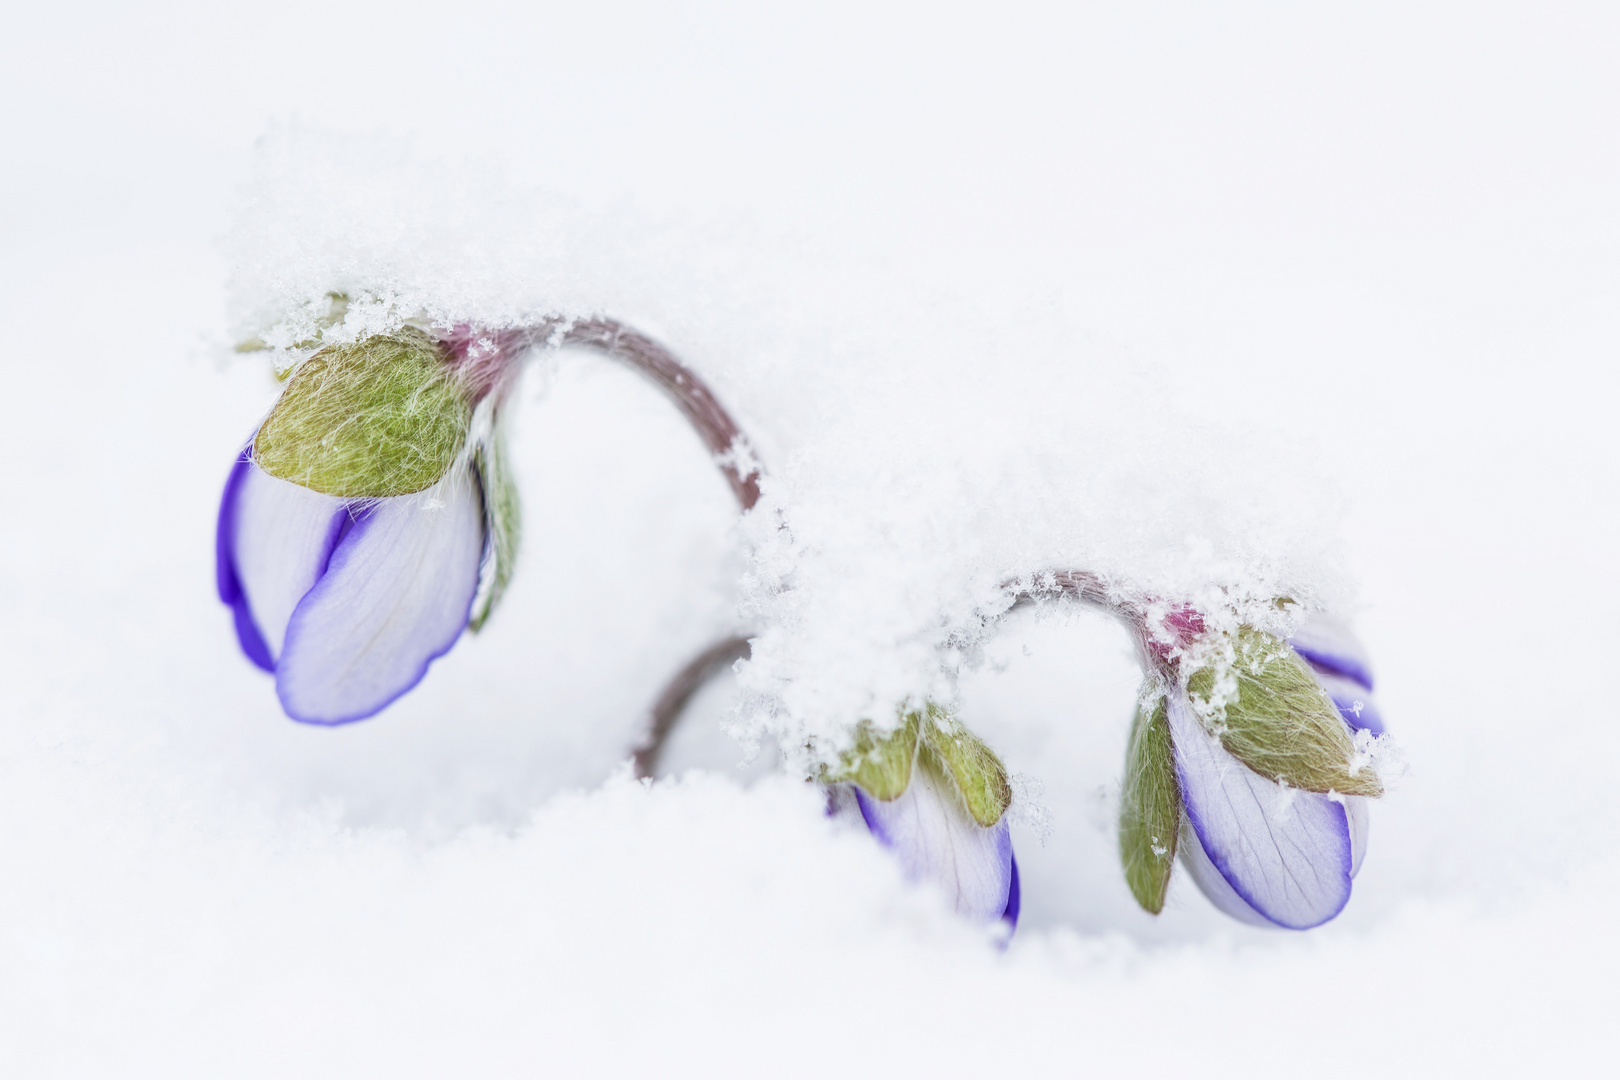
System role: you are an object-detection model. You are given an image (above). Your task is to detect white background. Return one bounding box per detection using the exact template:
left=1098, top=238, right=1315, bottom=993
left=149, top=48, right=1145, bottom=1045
left=2, top=2, right=1615, bottom=1075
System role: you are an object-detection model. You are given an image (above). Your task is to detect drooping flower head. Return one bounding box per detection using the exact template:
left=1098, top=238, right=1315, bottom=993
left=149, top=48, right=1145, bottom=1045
left=217, top=324, right=525, bottom=724
left=1119, top=613, right=1387, bottom=929
left=825, top=704, right=1020, bottom=929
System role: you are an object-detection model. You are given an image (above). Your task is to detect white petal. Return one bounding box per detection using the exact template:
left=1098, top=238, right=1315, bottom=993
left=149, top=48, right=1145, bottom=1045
left=276, top=470, right=485, bottom=724
left=228, top=463, right=348, bottom=660
left=1166, top=691, right=1353, bottom=929
left=854, top=767, right=1013, bottom=923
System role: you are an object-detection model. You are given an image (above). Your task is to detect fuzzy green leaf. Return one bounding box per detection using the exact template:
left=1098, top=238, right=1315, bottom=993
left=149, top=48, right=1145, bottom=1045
left=1119, top=691, right=1180, bottom=914
left=921, top=705, right=1012, bottom=827
left=254, top=328, right=471, bottom=498
left=468, top=431, right=522, bottom=633
left=1186, top=625, right=1383, bottom=797
left=826, top=711, right=921, bottom=801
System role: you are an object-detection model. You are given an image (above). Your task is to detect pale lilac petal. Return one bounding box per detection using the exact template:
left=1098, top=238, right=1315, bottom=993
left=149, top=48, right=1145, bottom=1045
left=1166, top=691, right=1353, bottom=929
left=1311, top=669, right=1388, bottom=736
left=1289, top=615, right=1375, bottom=691
left=276, top=470, right=484, bottom=725
left=1177, top=818, right=1274, bottom=927
left=853, top=768, right=1014, bottom=924
left=1346, top=795, right=1370, bottom=878
left=223, top=458, right=348, bottom=664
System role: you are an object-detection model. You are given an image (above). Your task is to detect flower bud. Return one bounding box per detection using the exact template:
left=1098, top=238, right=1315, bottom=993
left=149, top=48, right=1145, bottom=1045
left=219, top=325, right=525, bottom=724
left=826, top=704, right=1018, bottom=927
left=1118, top=616, right=1389, bottom=929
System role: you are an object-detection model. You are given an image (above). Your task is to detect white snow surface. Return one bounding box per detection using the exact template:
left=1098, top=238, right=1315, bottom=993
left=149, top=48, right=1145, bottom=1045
left=3, top=2, right=1616, bottom=1076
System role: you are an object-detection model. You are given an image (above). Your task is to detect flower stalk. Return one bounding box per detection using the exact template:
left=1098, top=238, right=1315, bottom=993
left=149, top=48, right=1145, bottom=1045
left=631, top=635, right=752, bottom=780
left=557, top=318, right=761, bottom=511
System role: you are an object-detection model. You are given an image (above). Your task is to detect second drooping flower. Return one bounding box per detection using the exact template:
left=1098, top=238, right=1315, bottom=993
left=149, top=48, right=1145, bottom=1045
left=1119, top=616, right=1386, bottom=929
left=825, top=704, right=1020, bottom=929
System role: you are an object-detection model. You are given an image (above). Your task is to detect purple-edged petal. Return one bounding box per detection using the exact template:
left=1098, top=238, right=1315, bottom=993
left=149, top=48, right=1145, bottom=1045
left=1176, top=818, right=1274, bottom=927
left=1184, top=793, right=1368, bottom=922
left=275, top=469, right=485, bottom=725
left=1289, top=615, right=1375, bottom=691
left=1311, top=669, right=1388, bottom=736
left=853, top=767, right=1014, bottom=924
left=1003, top=854, right=1021, bottom=927
left=1346, top=795, right=1370, bottom=878
left=1166, top=691, right=1353, bottom=929
left=220, top=456, right=348, bottom=667
left=228, top=600, right=275, bottom=673
left=216, top=447, right=252, bottom=606
left=216, top=448, right=276, bottom=671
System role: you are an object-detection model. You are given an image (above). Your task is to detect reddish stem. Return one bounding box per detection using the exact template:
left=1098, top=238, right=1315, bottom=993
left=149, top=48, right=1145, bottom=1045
left=521, top=317, right=762, bottom=775
left=631, top=635, right=753, bottom=780
left=558, top=318, right=762, bottom=511
left=1004, top=571, right=1202, bottom=678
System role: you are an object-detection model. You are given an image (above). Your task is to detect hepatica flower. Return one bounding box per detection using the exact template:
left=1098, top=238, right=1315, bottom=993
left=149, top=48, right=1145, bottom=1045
left=1119, top=618, right=1386, bottom=929
left=826, top=704, right=1020, bottom=928
left=217, top=326, right=522, bottom=724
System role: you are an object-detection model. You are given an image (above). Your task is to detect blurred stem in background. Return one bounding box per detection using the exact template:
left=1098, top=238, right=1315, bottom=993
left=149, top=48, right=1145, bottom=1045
left=551, top=319, right=761, bottom=778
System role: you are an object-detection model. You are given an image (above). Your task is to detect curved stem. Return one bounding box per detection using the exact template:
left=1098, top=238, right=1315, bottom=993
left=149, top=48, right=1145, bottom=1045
left=525, top=317, right=763, bottom=776
left=555, top=318, right=763, bottom=773
left=632, top=635, right=753, bottom=780
left=560, top=318, right=762, bottom=511
left=1003, top=570, right=1128, bottom=623
left=1002, top=570, right=1179, bottom=678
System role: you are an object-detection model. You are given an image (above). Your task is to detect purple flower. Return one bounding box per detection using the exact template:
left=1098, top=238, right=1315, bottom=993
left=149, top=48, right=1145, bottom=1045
left=217, top=327, right=522, bottom=724
left=826, top=707, right=1020, bottom=929
left=1120, top=617, right=1386, bottom=929
left=1166, top=686, right=1369, bottom=929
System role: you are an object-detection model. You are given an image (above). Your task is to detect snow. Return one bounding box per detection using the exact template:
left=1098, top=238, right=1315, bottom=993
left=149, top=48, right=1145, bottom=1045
left=3, top=1, right=1617, bottom=1075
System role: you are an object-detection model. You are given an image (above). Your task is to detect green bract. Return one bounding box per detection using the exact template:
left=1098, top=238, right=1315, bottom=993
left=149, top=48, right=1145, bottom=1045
left=1119, top=691, right=1180, bottom=914
left=924, top=706, right=1013, bottom=827
left=469, top=431, right=521, bottom=632
left=826, top=704, right=1012, bottom=827
left=1186, top=625, right=1383, bottom=797
left=254, top=328, right=472, bottom=498
left=830, top=711, right=920, bottom=801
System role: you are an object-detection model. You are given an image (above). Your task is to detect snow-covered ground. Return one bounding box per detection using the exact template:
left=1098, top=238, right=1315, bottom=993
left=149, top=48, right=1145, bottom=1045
left=3, top=3, right=1615, bottom=1075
